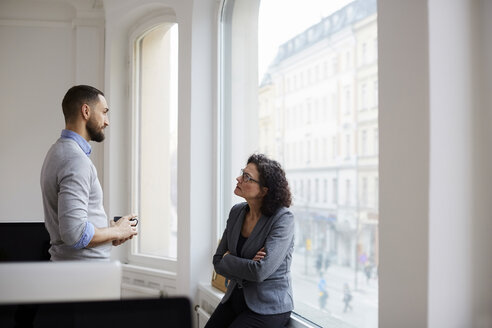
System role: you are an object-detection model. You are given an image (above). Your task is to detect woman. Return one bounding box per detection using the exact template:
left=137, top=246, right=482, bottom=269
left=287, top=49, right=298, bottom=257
left=205, top=154, right=294, bottom=328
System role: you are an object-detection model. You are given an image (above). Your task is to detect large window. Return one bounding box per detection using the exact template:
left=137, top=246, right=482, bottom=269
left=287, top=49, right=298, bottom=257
left=219, top=0, right=378, bottom=326
left=130, top=22, right=179, bottom=269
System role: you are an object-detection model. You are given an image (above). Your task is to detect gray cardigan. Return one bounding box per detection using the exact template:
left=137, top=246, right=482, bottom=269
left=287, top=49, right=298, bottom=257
left=40, top=138, right=110, bottom=261
left=213, top=202, right=295, bottom=315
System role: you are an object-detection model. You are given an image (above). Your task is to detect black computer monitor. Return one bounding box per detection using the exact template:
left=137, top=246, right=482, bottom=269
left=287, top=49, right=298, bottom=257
left=0, top=297, right=193, bottom=328
left=0, top=222, right=50, bottom=261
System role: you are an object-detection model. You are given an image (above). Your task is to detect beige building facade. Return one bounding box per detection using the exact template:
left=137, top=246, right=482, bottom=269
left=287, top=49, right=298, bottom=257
left=258, top=0, right=378, bottom=272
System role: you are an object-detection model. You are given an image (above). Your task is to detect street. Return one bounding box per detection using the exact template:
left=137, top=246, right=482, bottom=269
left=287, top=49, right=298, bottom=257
left=291, top=251, right=378, bottom=328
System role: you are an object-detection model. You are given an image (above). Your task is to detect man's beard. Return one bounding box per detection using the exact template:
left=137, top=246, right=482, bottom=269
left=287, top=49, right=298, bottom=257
left=87, top=118, right=105, bottom=142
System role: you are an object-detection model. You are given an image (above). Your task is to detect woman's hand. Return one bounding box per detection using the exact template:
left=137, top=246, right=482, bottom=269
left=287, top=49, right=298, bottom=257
left=252, top=247, right=266, bottom=261
left=222, top=250, right=230, bottom=258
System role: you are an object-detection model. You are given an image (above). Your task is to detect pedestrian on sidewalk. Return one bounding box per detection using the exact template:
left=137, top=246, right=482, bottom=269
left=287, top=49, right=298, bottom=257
left=315, top=253, right=323, bottom=273
left=318, top=274, right=328, bottom=310
left=364, top=263, right=372, bottom=284
left=342, top=283, right=353, bottom=313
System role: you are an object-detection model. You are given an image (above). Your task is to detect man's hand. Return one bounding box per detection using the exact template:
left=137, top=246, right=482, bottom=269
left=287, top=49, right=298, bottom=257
left=111, top=213, right=138, bottom=242
left=112, top=235, right=134, bottom=246
left=89, top=214, right=138, bottom=247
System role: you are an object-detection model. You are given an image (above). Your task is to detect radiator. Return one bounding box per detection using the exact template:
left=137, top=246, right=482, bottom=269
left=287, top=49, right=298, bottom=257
left=195, top=305, right=211, bottom=328
left=196, top=283, right=222, bottom=328
left=121, top=282, right=162, bottom=299
left=120, top=264, right=176, bottom=299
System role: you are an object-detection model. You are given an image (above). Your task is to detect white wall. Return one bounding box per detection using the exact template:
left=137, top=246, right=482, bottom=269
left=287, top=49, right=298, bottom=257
left=428, top=1, right=475, bottom=326
left=0, top=0, right=105, bottom=222
left=474, top=2, right=492, bottom=326
left=379, top=0, right=492, bottom=327
left=378, top=1, right=429, bottom=326
left=186, top=0, right=218, bottom=300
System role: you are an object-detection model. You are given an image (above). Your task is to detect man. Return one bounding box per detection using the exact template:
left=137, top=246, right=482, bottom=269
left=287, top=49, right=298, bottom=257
left=40, top=85, right=137, bottom=261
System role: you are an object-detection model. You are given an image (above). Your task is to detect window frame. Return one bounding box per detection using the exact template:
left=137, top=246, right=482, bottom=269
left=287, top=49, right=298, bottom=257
left=217, top=1, right=379, bottom=327
left=128, top=14, right=179, bottom=272
left=217, top=0, right=261, bottom=232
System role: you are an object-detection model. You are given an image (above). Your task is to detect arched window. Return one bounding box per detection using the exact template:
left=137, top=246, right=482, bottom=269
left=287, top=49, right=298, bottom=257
left=130, top=19, right=179, bottom=269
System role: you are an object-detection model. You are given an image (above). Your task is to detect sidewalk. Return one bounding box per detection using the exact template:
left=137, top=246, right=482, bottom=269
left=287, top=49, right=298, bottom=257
left=291, top=251, right=378, bottom=328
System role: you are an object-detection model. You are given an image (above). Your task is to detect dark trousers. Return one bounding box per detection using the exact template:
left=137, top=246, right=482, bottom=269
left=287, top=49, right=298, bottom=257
left=204, top=287, right=291, bottom=328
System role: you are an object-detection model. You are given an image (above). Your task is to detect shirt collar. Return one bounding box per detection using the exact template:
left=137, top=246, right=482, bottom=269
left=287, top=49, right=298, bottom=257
left=60, top=129, right=92, bottom=156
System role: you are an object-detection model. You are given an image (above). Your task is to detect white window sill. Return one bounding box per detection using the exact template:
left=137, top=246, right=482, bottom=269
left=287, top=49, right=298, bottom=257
left=197, top=282, right=321, bottom=328
left=122, top=263, right=176, bottom=279
left=198, top=282, right=224, bottom=301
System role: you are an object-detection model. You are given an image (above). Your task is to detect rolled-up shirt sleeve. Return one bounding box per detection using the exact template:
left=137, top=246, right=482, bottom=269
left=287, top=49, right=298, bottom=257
left=72, top=221, right=95, bottom=249
left=57, top=162, right=92, bottom=246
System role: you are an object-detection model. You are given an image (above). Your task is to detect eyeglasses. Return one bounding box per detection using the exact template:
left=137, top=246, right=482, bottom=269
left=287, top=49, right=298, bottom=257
left=240, top=169, right=261, bottom=185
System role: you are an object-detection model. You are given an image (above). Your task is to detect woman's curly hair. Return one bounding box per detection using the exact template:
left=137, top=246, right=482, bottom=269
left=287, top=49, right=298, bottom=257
left=247, top=153, right=292, bottom=216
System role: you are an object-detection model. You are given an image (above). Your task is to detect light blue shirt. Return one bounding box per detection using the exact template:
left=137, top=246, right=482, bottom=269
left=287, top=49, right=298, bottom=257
left=61, top=129, right=91, bottom=156
left=60, top=129, right=95, bottom=249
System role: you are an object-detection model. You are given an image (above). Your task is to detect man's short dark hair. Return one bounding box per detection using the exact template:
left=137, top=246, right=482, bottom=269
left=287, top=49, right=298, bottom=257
left=62, top=85, right=104, bottom=123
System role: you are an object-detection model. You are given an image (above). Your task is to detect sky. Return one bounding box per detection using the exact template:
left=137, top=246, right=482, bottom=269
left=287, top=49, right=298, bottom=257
left=258, top=0, right=353, bottom=80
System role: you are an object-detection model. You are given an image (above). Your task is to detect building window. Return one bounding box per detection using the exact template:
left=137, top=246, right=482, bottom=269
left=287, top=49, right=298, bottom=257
left=300, top=180, right=304, bottom=200
left=374, top=177, right=379, bottom=208
left=345, top=50, right=351, bottom=70
left=374, top=127, right=379, bottom=154
left=130, top=22, right=179, bottom=268
left=345, top=179, right=351, bottom=205
left=373, top=79, right=379, bottom=107
left=315, top=178, right=319, bottom=203
left=332, top=56, right=339, bottom=74
left=323, top=178, right=328, bottom=203
left=361, top=82, right=368, bottom=110
left=331, top=93, right=338, bottom=118
left=344, top=86, right=352, bottom=114
left=314, top=139, right=319, bottom=162
left=362, top=42, right=368, bottom=64
left=332, top=135, right=338, bottom=159
left=322, top=96, right=328, bottom=122
left=362, top=177, right=368, bottom=206
left=323, top=138, right=328, bottom=161
left=345, top=134, right=351, bottom=158
left=362, top=129, right=368, bottom=156
left=307, top=179, right=312, bottom=202
left=332, top=178, right=338, bottom=204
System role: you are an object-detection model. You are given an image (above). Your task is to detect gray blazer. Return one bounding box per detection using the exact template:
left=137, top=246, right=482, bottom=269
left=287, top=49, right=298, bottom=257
left=213, top=202, right=295, bottom=315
